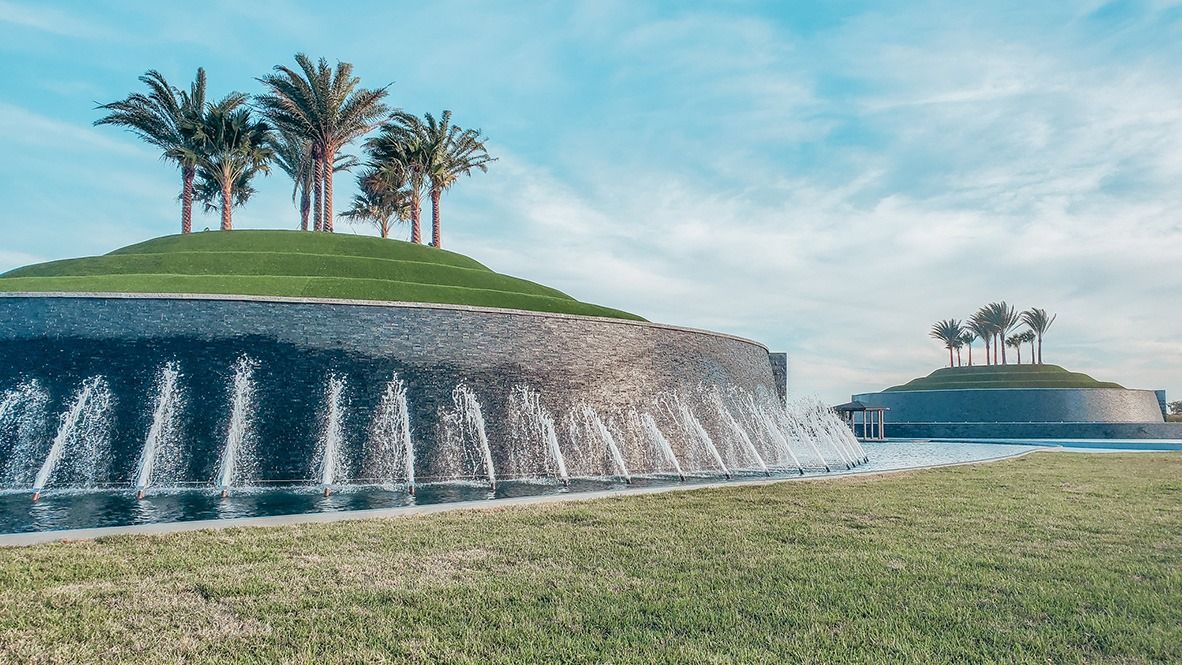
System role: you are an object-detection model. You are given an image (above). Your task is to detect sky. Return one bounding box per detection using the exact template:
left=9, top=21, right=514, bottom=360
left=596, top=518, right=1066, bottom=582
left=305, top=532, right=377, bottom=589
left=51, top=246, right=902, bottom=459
left=0, top=0, right=1180, bottom=404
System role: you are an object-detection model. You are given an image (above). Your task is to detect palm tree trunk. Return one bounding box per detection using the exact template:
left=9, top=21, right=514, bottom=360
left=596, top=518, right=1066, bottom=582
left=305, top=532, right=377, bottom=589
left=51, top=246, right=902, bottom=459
left=181, top=166, right=195, bottom=235
left=1016, top=346, right=1021, bottom=364
left=300, top=187, right=310, bottom=231
left=1037, top=337, right=1043, bottom=364
left=410, top=188, right=422, bottom=244
left=220, top=179, right=233, bottom=231
left=956, top=348, right=961, bottom=367
left=431, top=187, right=442, bottom=248
left=948, top=347, right=953, bottom=367
left=313, top=152, right=324, bottom=232
left=994, top=334, right=1000, bottom=365
left=967, top=344, right=972, bottom=366
left=323, top=147, right=335, bottom=233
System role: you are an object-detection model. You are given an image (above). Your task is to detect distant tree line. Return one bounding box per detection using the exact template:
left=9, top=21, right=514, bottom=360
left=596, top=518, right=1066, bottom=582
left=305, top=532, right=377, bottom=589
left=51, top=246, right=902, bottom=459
left=930, top=303, right=1056, bottom=368
left=94, top=55, right=493, bottom=247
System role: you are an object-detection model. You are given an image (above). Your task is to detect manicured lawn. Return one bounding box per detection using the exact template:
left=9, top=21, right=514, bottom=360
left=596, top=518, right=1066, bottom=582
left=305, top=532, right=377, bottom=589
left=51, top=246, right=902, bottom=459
left=1, top=453, right=1179, bottom=663
left=886, top=364, right=1124, bottom=391
left=0, top=231, right=643, bottom=321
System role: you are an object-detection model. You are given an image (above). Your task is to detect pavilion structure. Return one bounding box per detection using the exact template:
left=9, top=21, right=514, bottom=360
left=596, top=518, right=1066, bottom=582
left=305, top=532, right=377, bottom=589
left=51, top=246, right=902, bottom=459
left=833, top=401, right=888, bottom=441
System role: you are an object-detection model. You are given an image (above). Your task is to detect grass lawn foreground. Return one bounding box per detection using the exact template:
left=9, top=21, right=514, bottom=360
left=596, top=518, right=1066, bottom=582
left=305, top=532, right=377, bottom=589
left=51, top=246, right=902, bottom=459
left=1, top=452, right=1179, bottom=663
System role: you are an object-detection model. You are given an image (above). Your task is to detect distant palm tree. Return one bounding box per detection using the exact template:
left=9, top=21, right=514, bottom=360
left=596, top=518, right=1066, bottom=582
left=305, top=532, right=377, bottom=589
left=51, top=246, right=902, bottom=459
left=959, top=330, right=977, bottom=366
left=272, top=129, right=359, bottom=231
left=930, top=319, right=964, bottom=368
left=1020, top=308, right=1057, bottom=364
left=174, top=99, right=273, bottom=231
left=968, top=313, right=994, bottom=366
left=340, top=167, right=412, bottom=239
left=411, top=110, right=494, bottom=248
left=95, top=68, right=224, bottom=235
left=365, top=123, right=428, bottom=243
left=270, top=129, right=314, bottom=231
left=1021, top=329, right=1036, bottom=363
left=983, top=302, right=1020, bottom=365
left=1006, top=333, right=1024, bottom=364
left=256, top=54, right=389, bottom=233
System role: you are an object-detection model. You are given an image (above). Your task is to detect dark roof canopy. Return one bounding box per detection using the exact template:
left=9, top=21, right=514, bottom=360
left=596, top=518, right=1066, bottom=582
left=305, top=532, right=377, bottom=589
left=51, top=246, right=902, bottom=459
left=832, top=401, right=890, bottom=413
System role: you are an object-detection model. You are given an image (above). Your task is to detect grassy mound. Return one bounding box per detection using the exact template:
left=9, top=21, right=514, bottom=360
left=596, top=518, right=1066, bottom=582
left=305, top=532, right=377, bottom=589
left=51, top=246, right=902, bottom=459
left=885, top=364, right=1123, bottom=391
left=0, top=230, right=643, bottom=321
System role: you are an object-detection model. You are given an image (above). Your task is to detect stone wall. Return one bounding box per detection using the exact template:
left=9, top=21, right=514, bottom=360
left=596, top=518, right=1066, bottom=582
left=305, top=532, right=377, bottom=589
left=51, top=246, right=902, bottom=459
left=884, top=421, right=1182, bottom=442
left=0, top=294, right=782, bottom=484
left=854, top=387, right=1165, bottom=425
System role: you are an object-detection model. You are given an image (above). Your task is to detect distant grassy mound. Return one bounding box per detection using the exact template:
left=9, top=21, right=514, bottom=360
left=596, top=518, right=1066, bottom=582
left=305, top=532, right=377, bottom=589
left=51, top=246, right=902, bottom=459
left=0, top=231, right=643, bottom=321
left=885, top=364, right=1124, bottom=391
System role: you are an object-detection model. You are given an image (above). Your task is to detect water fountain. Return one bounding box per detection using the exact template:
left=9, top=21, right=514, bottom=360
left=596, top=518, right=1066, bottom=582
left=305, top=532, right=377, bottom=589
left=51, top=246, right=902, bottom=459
left=216, top=356, right=257, bottom=498
left=31, top=376, right=112, bottom=501
left=1, top=372, right=867, bottom=498
left=662, top=393, right=730, bottom=478
left=708, top=388, right=770, bottom=475
left=316, top=374, right=347, bottom=496
left=638, top=412, right=685, bottom=480
left=0, top=381, right=49, bottom=488
left=365, top=375, right=415, bottom=494
left=569, top=405, right=631, bottom=482
left=133, top=363, right=183, bottom=499
left=508, top=386, right=569, bottom=485
left=440, top=385, right=497, bottom=489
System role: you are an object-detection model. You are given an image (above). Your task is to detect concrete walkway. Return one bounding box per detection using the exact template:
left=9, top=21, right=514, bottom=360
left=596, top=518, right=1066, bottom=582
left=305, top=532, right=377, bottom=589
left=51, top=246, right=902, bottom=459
left=0, top=447, right=1055, bottom=548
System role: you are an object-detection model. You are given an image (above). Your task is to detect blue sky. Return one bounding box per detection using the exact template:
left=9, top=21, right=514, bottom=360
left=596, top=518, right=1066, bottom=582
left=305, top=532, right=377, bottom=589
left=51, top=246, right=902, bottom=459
left=1, top=1, right=1180, bottom=404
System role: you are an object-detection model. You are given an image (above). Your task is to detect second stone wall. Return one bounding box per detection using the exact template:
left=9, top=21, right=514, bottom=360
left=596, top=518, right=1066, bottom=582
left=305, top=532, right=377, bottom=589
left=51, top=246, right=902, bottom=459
left=854, top=387, right=1166, bottom=424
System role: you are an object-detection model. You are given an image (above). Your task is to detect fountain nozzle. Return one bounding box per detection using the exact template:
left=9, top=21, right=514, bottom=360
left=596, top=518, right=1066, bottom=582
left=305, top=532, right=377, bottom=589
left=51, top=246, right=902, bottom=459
left=323, top=486, right=332, bottom=497
left=136, top=489, right=145, bottom=500
left=220, top=488, right=229, bottom=499
left=31, top=490, right=41, bottom=502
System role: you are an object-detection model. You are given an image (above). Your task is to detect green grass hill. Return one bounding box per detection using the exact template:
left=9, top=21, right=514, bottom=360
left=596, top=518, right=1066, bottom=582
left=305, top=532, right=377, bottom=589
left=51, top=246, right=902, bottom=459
left=884, top=364, right=1124, bottom=391
left=0, top=230, right=643, bottom=321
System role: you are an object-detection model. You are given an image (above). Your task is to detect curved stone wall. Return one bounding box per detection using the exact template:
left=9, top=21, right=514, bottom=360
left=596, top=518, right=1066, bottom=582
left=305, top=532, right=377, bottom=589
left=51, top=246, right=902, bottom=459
left=0, top=294, right=784, bottom=486
left=853, top=387, right=1165, bottom=424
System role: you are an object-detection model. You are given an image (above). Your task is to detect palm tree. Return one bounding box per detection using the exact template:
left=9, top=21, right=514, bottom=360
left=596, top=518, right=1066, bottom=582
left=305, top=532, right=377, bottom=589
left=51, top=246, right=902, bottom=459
left=95, top=68, right=223, bottom=235
left=175, top=99, right=273, bottom=231
left=272, top=130, right=359, bottom=231
left=1006, top=333, right=1024, bottom=364
left=930, top=319, right=964, bottom=368
left=340, top=167, right=412, bottom=239
left=256, top=54, right=390, bottom=233
left=270, top=129, right=314, bottom=231
left=1021, top=329, right=1036, bottom=364
left=367, top=118, right=429, bottom=243
left=1020, top=308, right=1057, bottom=364
left=968, top=311, right=994, bottom=366
left=983, top=302, right=1020, bottom=365
left=409, top=110, right=494, bottom=248
left=959, top=330, right=977, bottom=366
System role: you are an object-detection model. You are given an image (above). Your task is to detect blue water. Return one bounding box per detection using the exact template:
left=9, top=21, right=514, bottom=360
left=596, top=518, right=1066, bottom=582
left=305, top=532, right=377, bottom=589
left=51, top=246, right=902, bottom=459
left=0, top=440, right=1165, bottom=535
